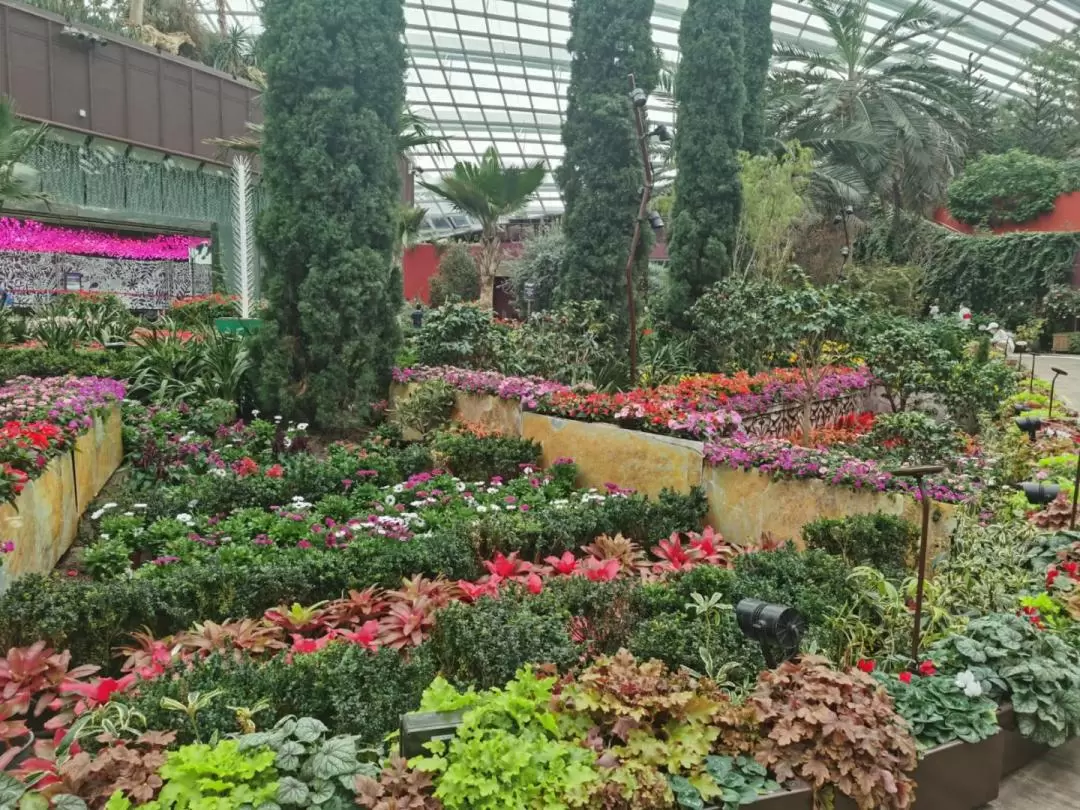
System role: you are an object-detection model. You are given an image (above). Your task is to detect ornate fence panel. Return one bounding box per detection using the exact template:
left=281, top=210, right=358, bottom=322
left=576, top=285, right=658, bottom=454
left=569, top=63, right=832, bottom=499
left=0, top=251, right=210, bottom=310
left=739, top=394, right=861, bottom=438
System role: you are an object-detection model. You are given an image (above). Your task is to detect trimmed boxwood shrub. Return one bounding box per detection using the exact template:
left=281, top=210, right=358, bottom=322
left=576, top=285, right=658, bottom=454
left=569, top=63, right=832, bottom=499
left=802, top=512, right=917, bottom=577
left=125, top=644, right=436, bottom=745
left=0, top=347, right=137, bottom=382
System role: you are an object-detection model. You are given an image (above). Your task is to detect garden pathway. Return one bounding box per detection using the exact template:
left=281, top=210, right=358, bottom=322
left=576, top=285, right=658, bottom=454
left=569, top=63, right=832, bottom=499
left=985, top=353, right=1080, bottom=808
left=990, top=739, right=1080, bottom=808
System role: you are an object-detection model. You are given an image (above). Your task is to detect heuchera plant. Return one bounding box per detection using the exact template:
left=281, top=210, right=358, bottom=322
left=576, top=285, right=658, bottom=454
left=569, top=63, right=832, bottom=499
left=749, top=655, right=917, bottom=810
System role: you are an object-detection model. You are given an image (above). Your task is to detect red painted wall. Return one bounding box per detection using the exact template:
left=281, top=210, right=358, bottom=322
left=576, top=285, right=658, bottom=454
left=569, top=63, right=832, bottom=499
left=403, top=236, right=670, bottom=306
left=935, top=190, right=1080, bottom=235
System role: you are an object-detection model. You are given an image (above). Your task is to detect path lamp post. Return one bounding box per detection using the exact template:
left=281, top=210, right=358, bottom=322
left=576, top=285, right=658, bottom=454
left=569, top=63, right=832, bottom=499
left=1028, top=348, right=1040, bottom=393
left=1049, top=367, right=1068, bottom=419
left=891, top=465, right=945, bottom=663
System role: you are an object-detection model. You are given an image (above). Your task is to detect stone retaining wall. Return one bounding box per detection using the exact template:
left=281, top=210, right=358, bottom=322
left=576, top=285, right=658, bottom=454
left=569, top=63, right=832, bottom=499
left=390, top=386, right=959, bottom=548
left=0, top=405, right=123, bottom=590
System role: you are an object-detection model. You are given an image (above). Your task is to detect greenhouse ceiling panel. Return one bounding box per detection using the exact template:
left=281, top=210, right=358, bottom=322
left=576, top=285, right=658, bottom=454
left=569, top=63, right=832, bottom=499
left=196, top=0, right=1080, bottom=224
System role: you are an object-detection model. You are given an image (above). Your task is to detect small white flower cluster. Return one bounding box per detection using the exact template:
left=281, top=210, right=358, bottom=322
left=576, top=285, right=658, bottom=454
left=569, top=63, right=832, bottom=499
left=176, top=513, right=195, bottom=526
left=291, top=495, right=314, bottom=511
left=954, top=670, right=983, bottom=698
left=90, top=502, right=119, bottom=521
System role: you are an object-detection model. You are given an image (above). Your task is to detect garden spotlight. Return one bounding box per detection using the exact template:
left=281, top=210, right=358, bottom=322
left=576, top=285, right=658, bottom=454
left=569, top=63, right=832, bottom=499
left=735, top=599, right=806, bottom=668
left=630, top=87, right=648, bottom=107
left=650, top=124, right=672, bottom=142
left=1013, top=340, right=1028, bottom=372
left=400, top=710, right=465, bottom=758
left=647, top=211, right=664, bottom=230
left=1049, top=367, right=1068, bottom=418
left=1018, top=481, right=1061, bottom=505
left=1014, top=416, right=1042, bottom=441
left=890, top=465, right=945, bottom=663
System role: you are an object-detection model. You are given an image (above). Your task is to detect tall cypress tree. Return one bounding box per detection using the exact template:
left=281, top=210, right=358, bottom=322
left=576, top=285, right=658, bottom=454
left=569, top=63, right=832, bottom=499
left=256, top=0, right=405, bottom=428
left=555, top=0, right=660, bottom=317
left=741, top=0, right=773, bottom=154
left=664, top=0, right=745, bottom=330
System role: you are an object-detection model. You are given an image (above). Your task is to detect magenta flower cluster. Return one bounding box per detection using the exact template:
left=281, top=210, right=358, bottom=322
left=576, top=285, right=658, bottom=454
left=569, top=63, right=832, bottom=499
left=393, top=366, right=576, bottom=409
left=0, top=218, right=208, bottom=261
left=0, top=376, right=126, bottom=432
left=703, top=434, right=980, bottom=505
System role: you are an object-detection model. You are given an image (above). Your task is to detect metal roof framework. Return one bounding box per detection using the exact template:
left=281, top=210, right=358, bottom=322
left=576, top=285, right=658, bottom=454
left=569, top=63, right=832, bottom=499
left=194, top=0, right=1080, bottom=228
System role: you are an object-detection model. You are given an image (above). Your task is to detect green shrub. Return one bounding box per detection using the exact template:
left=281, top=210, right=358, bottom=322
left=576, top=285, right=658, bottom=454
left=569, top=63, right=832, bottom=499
left=0, top=534, right=479, bottom=671
left=0, top=347, right=137, bottom=382
left=125, top=644, right=436, bottom=745
left=628, top=610, right=764, bottom=685
left=431, top=595, right=577, bottom=689
left=731, top=546, right=854, bottom=639
left=429, top=244, right=481, bottom=307
left=392, top=380, right=456, bottom=438
left=947, top=150, right=1065, bottom=228
left=415, top=303, right=505, bottom=369
left=430, top=431, right=541, bottom=482
left=802, top=513, right=917, bottom=576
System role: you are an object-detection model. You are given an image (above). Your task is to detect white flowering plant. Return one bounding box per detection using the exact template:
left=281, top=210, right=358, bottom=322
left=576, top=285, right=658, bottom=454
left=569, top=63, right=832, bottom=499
left=875, top=669, right=999, bottom=749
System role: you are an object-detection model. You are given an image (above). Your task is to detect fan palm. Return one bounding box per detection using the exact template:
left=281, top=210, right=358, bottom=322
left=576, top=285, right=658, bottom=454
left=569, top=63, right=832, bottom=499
left=419, top=147, right=546, bottom=309
left=771, top=0, right=970, bottom=223
left=0, top=98, right=48, bottom=207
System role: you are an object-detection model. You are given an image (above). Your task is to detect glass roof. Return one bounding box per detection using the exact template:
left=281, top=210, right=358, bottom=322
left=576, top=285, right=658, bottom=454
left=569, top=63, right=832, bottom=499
left=195, top=0, right=1080, bottom=226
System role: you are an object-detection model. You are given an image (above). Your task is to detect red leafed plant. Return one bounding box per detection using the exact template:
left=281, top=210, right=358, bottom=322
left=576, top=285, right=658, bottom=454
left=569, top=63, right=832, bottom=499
left=387, top=575, right=458, bottom=611
left=685, top=527, right=739, bottom=568
left=355, top=754, right=443, bottom=809
left=481, top=551, right=533, bottom=581
left=378, top=599, right=437, bottom=650
left=580, top=534, right=651, bottom=580
left=175, top=619, right=286, bottom=661
left=322, top=586, right=388, bottom=627
left=115, top=629, right=176, bottom=680
left=750, top=655, right=917, bottom=810
left=263, top=601, right=330, bottom=633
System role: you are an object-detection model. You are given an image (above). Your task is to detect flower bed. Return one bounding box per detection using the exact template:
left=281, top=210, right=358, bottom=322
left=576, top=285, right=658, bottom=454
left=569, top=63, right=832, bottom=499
left=0, top=376, right=124, bottom=503
left=703, top=434, right=985, bottom=505
left=0, top=218, right=207, bottom=261
left=393, top=365, right=872, bottom=441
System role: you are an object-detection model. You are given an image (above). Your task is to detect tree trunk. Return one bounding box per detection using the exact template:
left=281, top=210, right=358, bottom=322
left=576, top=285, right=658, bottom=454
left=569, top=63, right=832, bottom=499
left=129, top=0, right=145, bottom=25
left=478, top=230, right=500, bottom=312
left=217, top=0, right=229, bottom=36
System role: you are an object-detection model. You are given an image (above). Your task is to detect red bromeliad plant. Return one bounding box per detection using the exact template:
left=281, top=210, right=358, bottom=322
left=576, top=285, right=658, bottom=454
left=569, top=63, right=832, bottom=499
left=750, top=656, right=917, bottom=810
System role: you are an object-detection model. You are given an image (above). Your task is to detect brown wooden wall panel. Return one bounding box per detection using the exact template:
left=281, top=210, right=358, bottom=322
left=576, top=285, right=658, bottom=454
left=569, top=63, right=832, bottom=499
left=49, top=37, right=91, bottom=128
left=89, top=48, right=125, bottom=139
left=5, top=7, right=50, bottom=119
left=1, top=0, right=261, bottom=162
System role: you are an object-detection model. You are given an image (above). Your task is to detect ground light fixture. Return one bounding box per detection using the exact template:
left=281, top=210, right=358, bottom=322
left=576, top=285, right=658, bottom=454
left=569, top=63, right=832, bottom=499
left=890, top=465, right=945, bottom=663
left=1014, top=415, right=1042, bottom=442
left=1018, top=481, right=1061, bottom=505
left=1014, top=340, right=1028, bottom=373
left=400, top=709, right=465, bottom=758
left=734, top=598, right=806, bottom=668
left=1049, top=367, right=1069, bottom=418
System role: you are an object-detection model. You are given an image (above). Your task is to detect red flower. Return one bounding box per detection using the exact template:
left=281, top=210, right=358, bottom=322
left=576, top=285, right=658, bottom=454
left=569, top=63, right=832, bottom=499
left=265, top=464, right=284, bottom=478
left=341, top=620, right=380, bottom=650
left=526, top=573, right=544, bottom=595
left=582, top=557, right=621, bottom=582
left=917, top=660, right=936, bottom=677
left=544, top=551, right=579, bottom=576
left=232, top=457, right=260, bottom=477
left=899, top=672, right=912, bottom=684
left=856, top=659, right=875, bottom=674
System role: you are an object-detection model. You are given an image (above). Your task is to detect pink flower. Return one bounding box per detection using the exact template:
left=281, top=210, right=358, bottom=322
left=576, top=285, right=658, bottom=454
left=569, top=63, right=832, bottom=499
left=544, top=551, right=579, bottom=576
left=0, top=540, right=13, bottom=554
left=265, top=464, right=284, bottom=478
left=526, top=573, right=544, bottom=594
left=342, top=620, right=380, bottom=650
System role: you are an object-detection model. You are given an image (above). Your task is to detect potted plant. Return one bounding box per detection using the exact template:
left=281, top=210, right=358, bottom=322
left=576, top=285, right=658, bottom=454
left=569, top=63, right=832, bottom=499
left=871, top=665, right=1003, bottom=809
left=928, top=613, right=1080, bottom=777
left=216, top=155, right=263, bottom=336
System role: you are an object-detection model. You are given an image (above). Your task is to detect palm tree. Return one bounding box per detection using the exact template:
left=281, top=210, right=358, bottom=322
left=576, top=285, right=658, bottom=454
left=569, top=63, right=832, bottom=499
left=770, top=0, right=970, bottom=226
left=0, top=98, right=48, bottom=207
left=419, top=147, right=546, bottom=309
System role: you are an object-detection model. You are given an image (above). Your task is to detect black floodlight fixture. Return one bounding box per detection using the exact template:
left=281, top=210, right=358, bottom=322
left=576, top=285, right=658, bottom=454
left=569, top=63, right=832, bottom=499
left=1018, top=481, right=1061, bottom=505
left=1014, top=416, right=1043, bottom=441
left=845, top=205, right=854, bottom=215
left=735, top=599, right=806, bottom=668
left=833, top=214, right=843, bottom=225
left=647, top=211, right=664, bottom=230
left=400, top=710, right=465, bottom=758
left=630, top=87, right=648, bottom=108
left=1049, top=367, right=1069, bottom=418
left=651, top=124, right=672, bottom=142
